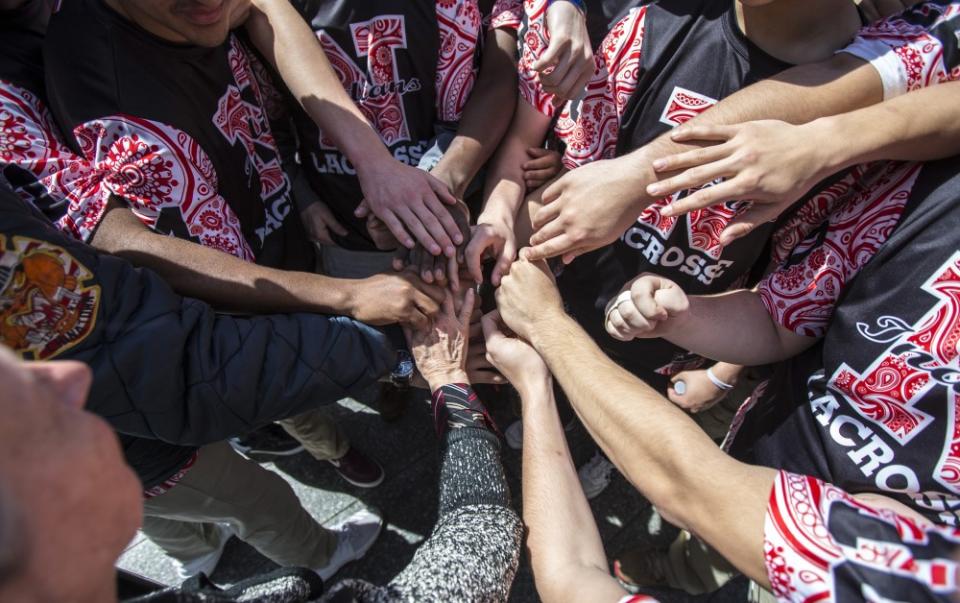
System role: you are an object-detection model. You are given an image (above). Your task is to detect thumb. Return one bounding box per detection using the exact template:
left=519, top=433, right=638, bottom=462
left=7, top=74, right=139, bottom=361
left=355, top=199, right=371, bottom=218
left=652, top=283, right=689, bottom=317
left=317, top=202, right=348, bottom=236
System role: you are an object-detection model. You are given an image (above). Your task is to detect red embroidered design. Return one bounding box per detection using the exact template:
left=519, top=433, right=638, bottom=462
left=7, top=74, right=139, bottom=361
left=556, top=8, right=647, bottom=169
left=436, top=1, right=483, bottom=121
left=658, top=86, right=718, bottom=127
left=759, top=162, right=921, bottom=338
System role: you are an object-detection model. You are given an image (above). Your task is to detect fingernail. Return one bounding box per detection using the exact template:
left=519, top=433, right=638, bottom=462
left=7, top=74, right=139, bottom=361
left=647, top=183, right=663, bottom=196
left=660, top=206, right=674, bottom=217
left=430, top=245, right=441, bottom=255
left=652, top=159, right=666, bottom=171
left=454, top=233, right=464, bottom=244
left=445, top=246, right=456, bottom=257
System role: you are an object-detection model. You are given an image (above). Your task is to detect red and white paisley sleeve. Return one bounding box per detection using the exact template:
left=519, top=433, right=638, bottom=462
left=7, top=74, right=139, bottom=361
left=840, top=1, right=960, bottom=99
left=517, top=0, right=559, bottom=116
left=489, top=0, right=523, bottom=31
left=436, top=0, right=484, bottom=122
left=765, top=471, right=960, bottom=602
left=758, top=161, right=922, bottom=338
left=71, top=115, right=255, bottom=261
left=555, top=7, right=647, bottom=169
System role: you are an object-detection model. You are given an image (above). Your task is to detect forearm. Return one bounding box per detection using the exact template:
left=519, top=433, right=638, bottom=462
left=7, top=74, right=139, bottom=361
left=530, top=313, right=774, bottom=585
left=809, top=81, right=960, bottom=171
left=620, top=54, right=883, bottom=196
left=479, top=99, right=551, bottom=225
left=432, top=29, right=519, bottom=197
left=246, top=0, right=393, bottom=170
left=663, top=291, right=816, bottom=365
left=521, top=379, right=626, bottom=603
left=92, top=206, right=356, bottom=315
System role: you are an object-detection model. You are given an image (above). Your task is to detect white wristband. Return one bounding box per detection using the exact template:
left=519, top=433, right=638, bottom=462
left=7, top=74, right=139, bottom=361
left=706, top=366, right=734, bottom=391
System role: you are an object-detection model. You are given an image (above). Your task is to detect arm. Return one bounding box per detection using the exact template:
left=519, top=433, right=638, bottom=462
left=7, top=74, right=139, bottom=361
left=599, top=272, right=816, bottom=365
left=464, top=99, right=553, bottom=284
left=245, top=0, right=462, bottom=256
left=494, top=259, right=777, bottom=587
left=430, top=28, right=519, bottom=199
left=481, top=313, right=628, bottom=603
left=644, top=81, right=960, bottom=243
left=525, top=52, right=884, bottom=261
left=91, top=202, right=445, bottom=328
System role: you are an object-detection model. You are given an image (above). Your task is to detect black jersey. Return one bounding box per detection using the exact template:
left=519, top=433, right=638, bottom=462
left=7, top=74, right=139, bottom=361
left=729, top=159, right=960, bottom=530
left=523, top=0, right=789, bottom=380
left=43, top=0, right=313, bottom=271
left=292, top=0, right=521, bottom=250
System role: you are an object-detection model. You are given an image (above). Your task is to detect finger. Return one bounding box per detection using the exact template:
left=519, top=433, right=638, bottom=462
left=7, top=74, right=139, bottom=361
left=719, top=203, right=783, bottom=246
left=667, top=387, right=686, bottom=406
left=442, top=288, right=455, bottom=318
left=616, top=298, right=650, bottom=331
left=379, top=210, right=416, bottom=249
left=447, top=254, right=460, bottom=292
left=491, top=239, right=516, bottom=286
left=414, top=278, right=448, bottom=305
left=653, top=284, right=690, bottom=317
left=523, top=155, right=559, bottom=170
left=668, top=123, right=738, bottom=144
left=605, top=308, right=632, bottom=341
left=424, top=194, right=464, bottom=248
left=426, top=173, right=458, bottom=206
left=317, top=204, right=349, bottom=236
left=649, top=143, right=731, bottom=176
left=410, top=201, right=456, bottom=257
left=465, top=235, right=490, bottom=284
left=532, top=42, right=563, bottom=76
left=397, top=205, right=444, bottom=255
left=531, top=198, right=562, bottom=232
left=659, top=179, right=745, bottom=218
left=541, top=177, right=564, bottom=205
left=524, top=168, right=559, bottom=182
left=432, top=254, right=447, bottom=287
left=481, top=310, right=506, bottom=345
left=631, top=277, right=669, bottom=322
left=523, top=233, right=575, bottom=262
left=458, top=288, right=476, bottom=325
left=645, top=157, right=736, bottom=199
left=571, top=62, right=593, bottom=101
left=393, top=246, right=410, bottom=272
left=354, top=199, right=371, bottom=218
left=560, top=247, right=590, bottom=265
left=526, top=146, right=552, bottom=159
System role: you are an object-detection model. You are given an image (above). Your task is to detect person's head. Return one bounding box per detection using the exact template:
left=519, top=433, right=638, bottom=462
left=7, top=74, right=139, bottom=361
left=0, top=347, right=142, bottom=603
left=105, top=0, right=251, bottom=47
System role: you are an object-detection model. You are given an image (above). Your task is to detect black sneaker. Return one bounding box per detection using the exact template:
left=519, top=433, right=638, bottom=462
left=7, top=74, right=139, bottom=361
left=229, top=424, right=304, bottom=460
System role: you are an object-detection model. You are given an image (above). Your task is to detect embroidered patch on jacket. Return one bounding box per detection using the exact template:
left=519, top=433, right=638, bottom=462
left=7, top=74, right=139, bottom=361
left=0, top=235, right=100, bottom=359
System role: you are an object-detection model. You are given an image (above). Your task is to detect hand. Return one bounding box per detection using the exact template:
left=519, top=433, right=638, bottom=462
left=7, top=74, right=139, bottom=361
left=481, top=310, right=550, bottom=395
left=463, top=217, right=517, bottom=286
left=603, top=274, right=689, bottom=341
left=494, top=255, right=563, bottom=343
left=467, top=312, right=507, bottom=385
left=645, top=120, right=837, bottom=246
left=365, top=214, right=399, bottom=251
left=855, top=0, right=924, bottom=22
left=527, top=155, right=657, bottom=263
left=300, top=200, right=348, bottom=246
left=405, top=287, right=475, bottom=389
left=534, top=0, right=594, bottom=103
left=667, top=368, right=729, bottom=414
left=392, top=200, right=471, bottom=290
left=349, top=271, right=447, bottom=330
left=523, top=147, right=564, bottom=191
left=354, top=159, right=462, bottom=257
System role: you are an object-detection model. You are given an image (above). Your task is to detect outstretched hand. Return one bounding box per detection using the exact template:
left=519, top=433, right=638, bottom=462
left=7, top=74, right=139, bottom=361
left=355, top=160, right=462, bottom=257
left=481, top=310, right=550, bottom=395
left=646, top=120, right=834, bottom=246
left=392, top=201, right=472, bottom=290
left=405, top=287, right=475, bottom=390
left=495, top=254, right=563, bottom=343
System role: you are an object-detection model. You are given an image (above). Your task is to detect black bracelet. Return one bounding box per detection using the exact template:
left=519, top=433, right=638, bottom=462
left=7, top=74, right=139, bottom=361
left=548, top=0, right=587, bottom=14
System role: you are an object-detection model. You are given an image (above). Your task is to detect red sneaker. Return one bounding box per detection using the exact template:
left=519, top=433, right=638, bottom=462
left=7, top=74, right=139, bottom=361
left=328, top=446, right=385, bottom=488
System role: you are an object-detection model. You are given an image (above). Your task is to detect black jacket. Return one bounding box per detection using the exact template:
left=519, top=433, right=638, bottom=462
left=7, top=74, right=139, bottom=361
left=0, top=184, right=393, bottom=487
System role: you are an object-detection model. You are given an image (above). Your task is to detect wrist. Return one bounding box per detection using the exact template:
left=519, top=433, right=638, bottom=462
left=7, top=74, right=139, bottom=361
left=354, top=145, right=397, bottom=181
left=477, top=209, right=515, bottom=231
left=528, top=307, right=573, bottom=349
left=426, top=370, right=470, bottom=392
left=515, top=373, right=553, bottom=400
left=805, top=116, right=852, bottom=173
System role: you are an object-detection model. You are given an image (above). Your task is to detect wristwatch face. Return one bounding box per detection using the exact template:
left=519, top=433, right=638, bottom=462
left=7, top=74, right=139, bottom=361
left=391, top=350, right=415, bottom=386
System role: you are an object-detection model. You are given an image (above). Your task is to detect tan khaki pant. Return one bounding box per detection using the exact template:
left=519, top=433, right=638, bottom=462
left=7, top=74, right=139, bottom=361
left=278, top=407, right=348, bottom=460
left=142, top=441, right=337, bottom=568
